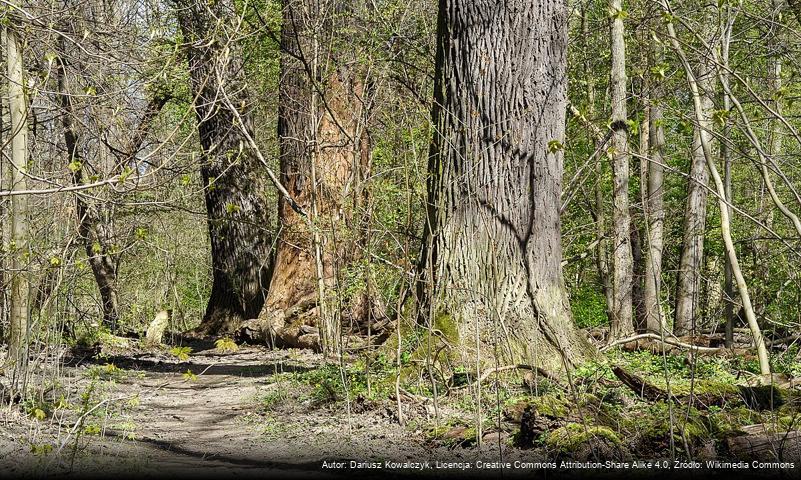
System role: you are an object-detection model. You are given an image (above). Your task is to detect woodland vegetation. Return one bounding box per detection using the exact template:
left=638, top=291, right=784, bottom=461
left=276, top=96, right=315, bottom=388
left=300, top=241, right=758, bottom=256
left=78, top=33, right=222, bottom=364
left=1, top=0, right=801, bottom=477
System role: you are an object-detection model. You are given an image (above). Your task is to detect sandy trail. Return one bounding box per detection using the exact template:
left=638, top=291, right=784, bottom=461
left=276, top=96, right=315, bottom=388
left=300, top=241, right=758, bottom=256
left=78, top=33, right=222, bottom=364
left=0, top=344, right=484, bottom=479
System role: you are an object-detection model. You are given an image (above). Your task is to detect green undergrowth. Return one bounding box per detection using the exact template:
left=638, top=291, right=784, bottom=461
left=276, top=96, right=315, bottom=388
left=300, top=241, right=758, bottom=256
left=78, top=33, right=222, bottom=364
left=249, top=340, right=801, bottom=460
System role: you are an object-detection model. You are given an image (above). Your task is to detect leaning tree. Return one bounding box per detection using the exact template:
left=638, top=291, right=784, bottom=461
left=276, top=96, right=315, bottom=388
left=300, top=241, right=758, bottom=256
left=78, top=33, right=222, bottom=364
left=417, top=0, right=597, bottom=373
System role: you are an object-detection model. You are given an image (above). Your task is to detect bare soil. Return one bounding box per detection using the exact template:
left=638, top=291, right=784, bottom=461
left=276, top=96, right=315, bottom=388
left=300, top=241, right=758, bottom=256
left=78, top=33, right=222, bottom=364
left=0, top=342, right=531, bottom=479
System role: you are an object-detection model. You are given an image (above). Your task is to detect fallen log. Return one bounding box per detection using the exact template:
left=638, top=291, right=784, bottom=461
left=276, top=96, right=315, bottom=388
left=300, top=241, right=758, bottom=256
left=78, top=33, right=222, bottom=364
left=726, top=429, right=801, bottom=461
left=602, top=333, right=725, bottom=353
left=612, top=366, right=792, bottom=410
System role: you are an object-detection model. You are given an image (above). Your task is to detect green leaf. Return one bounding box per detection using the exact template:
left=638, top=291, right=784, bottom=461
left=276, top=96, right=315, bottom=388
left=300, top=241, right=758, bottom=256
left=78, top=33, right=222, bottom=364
left=119, top=166, right=134, bottom=183
left=548, top=139, right=564, bottom=154
left=608, top=7, right=628, bottom=20
left=650, top=64, right=668, bottom=80
left=626, top=119, right=639, bottom=136
left=67, top=160, right=82, bottom=173
left=170, top=346, right=192, bottom=361
left=215, top=337, right=239, bottom=353
left=712, top=109, right=730, bottom=127
left=135, top=227, right=148, bottom=241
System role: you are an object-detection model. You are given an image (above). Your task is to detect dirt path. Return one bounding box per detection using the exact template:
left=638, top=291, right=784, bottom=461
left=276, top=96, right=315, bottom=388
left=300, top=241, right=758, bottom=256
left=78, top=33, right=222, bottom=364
left=1, top=344, right=500, bottom=479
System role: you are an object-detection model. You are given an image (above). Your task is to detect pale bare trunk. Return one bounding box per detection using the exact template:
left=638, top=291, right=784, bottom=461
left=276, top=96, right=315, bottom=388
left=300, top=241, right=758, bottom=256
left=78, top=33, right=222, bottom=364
left=5, top=26, right=29, bottom=373
left=674, top=17, right=716, bottom=337
left=722, top=14, right=734, bottom=347
left=643, top=64, right=666, bottom=333
left=674, top=127, right=710, bottom=336
left=609, top=0, right=634, bottom=339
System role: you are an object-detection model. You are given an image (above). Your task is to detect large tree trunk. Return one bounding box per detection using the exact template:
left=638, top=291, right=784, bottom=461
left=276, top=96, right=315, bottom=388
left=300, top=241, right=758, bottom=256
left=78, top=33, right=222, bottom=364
left=608, top=0, right=634, bottom=339
left=240, top=1, right=369, bottom=352
left=5, top=25, right=29, bottom=375
left=417, top=0, right=597, bottom=373
left=178, top=0, right=273, bottom=336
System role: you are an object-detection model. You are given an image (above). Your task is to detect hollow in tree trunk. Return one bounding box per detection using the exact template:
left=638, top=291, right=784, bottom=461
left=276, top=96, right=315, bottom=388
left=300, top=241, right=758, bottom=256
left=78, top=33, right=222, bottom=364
left=239, top=1, right=370, bottom=352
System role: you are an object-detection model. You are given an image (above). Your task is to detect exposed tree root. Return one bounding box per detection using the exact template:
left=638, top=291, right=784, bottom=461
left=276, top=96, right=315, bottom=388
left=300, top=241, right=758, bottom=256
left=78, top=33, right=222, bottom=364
left=451, top=364, right=564, bottom=391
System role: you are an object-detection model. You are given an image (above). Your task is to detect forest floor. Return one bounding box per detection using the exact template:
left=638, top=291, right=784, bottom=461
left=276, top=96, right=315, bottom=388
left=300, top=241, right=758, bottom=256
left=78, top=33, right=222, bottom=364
left=1, top=333, right=800, bottom=479
left=0, top=339, right=542, bottom=479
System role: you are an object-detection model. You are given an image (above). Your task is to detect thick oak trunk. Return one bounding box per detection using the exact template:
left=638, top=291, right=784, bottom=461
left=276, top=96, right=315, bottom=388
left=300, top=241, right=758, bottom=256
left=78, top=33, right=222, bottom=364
left=178, top=1, right=273, bottom=335
left=417, top=0, right=597, bottom=373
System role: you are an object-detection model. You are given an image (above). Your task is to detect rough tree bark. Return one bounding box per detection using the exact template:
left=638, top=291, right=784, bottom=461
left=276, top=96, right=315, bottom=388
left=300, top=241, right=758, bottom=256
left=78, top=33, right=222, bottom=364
left=5, top=25, right=29, bottom=372
left=239, top=1, right=370, bottom=352
left=178, top=0, right=273, bottom=335
left=608, top=0, right=634, bottom=339
left=417, top=0, right=597, bottom=372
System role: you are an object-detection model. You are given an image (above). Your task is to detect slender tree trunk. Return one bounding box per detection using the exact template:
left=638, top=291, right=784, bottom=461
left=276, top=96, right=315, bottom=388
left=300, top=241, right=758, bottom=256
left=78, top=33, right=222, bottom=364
left=661, top=0, right=770, bottom=374
left=55, top=37, right=166, bottom=331
left=5, top=25, right=29, bottom=373
left=178, top=0, right=273, bottom=335
left=581, top=7, right=613, bottom=327
left=674, top=127, right=710, bottom=336
left=722, top=12, right=734, bottom=347
left=240, top=1, right=369, bottom=352
left=608, top=0, right=634, bottom=339
left=643, top=45, right=666, bottom=333
left=418, top=0, right=597, bottom=373
left=674, top=18, right=716, bottom=336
